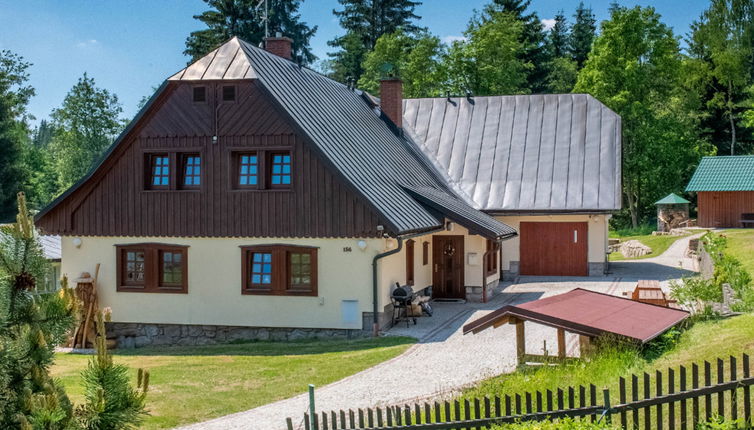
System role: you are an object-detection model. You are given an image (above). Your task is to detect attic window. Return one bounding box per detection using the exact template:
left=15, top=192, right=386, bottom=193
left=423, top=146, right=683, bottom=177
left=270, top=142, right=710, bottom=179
left=222, top=85, right=236, bottom=102
left=192, top=86, right=206, bottom=103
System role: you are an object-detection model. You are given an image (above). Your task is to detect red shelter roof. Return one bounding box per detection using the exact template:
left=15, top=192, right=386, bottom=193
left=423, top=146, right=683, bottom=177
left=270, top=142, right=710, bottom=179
left=463, top=288, right=689, bottom=344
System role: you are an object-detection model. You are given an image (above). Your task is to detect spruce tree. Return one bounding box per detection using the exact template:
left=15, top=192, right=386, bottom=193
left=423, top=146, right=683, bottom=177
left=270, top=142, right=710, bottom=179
left=327, top=0, right=424, bottom=82
left=0, top=192, right=77, bottom=428
left=546, top=11, right=570, bottom=58
left=184, top=0, right=318, bottom=64
left=571, top=2, right=596, bottom=69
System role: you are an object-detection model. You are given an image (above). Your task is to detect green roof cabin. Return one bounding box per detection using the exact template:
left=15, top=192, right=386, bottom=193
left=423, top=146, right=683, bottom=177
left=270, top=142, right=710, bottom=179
left=686, top=156, right=754, bottom=228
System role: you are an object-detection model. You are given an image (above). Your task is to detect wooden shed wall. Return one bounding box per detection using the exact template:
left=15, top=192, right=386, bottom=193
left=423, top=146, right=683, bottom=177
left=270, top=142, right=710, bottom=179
left=697, top=191, right=754, bottom=228
left=36, top=81, right=385, bottom=238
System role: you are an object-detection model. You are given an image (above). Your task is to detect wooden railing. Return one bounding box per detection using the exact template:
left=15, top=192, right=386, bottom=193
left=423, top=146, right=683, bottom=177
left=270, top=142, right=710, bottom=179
left=287, top=353, right=754, bottom=429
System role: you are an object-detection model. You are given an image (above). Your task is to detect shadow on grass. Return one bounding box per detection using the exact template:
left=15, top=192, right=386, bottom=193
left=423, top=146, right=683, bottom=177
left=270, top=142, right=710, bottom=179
left=104, top=335, right=417, bottom=358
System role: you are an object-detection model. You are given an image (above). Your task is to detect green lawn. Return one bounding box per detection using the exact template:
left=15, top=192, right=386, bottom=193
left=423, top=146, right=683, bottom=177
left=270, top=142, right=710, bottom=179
left=723, top=229, right=754, bottom=279
left=608, top=232, right=692, bottom=261
left=52, top=336, right=415, bottom=429
left=460, top=314, right=754, bottom=403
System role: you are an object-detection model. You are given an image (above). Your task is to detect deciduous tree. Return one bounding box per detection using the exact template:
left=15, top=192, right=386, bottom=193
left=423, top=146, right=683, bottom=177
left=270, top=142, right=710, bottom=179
left=442, top=11, right=531, bottom=96
left=49, top=74, right=123, bottom=193
left=358, top=30, right=444, bottom=97
left=575, top=6, right=713, bottom=227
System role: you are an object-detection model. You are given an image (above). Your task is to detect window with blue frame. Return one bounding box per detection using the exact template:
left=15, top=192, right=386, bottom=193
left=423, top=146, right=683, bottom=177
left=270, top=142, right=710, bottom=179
left=149, top=154, right=170, bottom=188
left=181, top=154, right=201, bottom=188
left=237, top=153, right=259, bottom=187
left=269, top=153, right=292, bottom=187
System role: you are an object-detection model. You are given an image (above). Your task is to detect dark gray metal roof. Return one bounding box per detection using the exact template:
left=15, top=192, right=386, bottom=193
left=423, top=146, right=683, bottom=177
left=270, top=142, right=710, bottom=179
left=403, top=94, right=622, bottom=213
left=38, top=37, right=516, bottom=240
left=403, top=186, right=517, bottom=239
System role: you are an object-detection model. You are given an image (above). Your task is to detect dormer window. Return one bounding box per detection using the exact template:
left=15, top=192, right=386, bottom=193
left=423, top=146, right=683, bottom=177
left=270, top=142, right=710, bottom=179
left=192, top=86, right=206, bottom=103
left=222, top=85, right=236, bottom=102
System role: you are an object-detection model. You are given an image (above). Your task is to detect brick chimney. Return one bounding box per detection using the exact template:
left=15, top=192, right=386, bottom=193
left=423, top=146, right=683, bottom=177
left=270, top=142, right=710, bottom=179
left=380, top=78, right=403, bottom=129
left=264, top=32, right=293, bottom=60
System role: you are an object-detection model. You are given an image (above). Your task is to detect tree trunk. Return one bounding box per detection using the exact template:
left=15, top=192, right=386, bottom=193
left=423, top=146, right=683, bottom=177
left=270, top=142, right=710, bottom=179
left=729, top=80, right=736, bottom=156
left=626, top=188, right=639, bottom=229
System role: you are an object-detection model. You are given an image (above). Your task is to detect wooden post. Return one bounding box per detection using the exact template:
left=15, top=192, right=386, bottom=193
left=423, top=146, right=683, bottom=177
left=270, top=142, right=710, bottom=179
left=579, top=334, right=592, bottom=357
left=557, top=328, right=566, bottom=359
left=513, top=317, right=525, bottom=362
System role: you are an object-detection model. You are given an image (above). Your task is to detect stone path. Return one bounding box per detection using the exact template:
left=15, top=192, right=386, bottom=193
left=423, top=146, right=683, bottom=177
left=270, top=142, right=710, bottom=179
left=179, top=233, right=701, bottom=430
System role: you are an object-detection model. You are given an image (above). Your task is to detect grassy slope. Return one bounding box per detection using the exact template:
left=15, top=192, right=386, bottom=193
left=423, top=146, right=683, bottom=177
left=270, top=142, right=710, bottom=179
left=608, top=233, right=691, bottom=261
left=723, top=229, right=754, bottom=279
left=52, top=337, right=415, bottom=429
left=461, top=314, right=754, bottom=401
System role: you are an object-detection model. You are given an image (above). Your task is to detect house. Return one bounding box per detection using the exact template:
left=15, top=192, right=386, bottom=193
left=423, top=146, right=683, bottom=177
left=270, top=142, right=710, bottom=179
left=686, top=155, right=754, bottom=228
left=403, top=94, right=621, bottom=277
left=35, top=36, right=620, bottom=346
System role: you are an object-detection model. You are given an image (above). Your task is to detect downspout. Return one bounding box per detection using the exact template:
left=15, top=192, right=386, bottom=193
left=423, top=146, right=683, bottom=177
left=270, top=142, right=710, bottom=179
left=371, top=228, right=444, bottom=337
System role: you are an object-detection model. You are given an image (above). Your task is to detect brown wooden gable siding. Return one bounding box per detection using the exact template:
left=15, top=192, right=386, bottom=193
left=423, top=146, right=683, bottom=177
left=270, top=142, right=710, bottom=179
left=36, top=81, right=385, bottom=238
left=697, top=191, right=754, bottom=228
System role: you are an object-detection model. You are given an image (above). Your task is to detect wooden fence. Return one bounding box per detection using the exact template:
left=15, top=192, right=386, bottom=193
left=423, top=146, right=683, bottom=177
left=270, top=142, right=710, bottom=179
left=287, top=353, right=754, bottom=430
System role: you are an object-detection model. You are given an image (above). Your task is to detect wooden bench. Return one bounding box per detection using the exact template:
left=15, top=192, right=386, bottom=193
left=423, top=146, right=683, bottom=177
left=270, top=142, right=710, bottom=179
left=741, top=213, right=754, bottom=228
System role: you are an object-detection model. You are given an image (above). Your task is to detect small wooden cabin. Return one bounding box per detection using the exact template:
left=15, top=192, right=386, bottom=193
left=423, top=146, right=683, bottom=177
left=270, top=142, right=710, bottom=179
left=686, top=156, right=754, bottom=228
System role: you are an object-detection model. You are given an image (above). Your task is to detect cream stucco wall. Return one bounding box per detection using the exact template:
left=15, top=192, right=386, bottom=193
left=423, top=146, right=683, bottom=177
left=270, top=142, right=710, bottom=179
left=62, top=236, right=391, bottom=330
left=375, top=225, right=500, bottom=310
left=494, top=214, right=609, bottom=271
left=62, top=226, right=503, bottom=330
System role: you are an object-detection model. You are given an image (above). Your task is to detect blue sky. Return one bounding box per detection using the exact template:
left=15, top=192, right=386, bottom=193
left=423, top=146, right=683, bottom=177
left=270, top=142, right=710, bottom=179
left=0, top=0, right=707, bottom=124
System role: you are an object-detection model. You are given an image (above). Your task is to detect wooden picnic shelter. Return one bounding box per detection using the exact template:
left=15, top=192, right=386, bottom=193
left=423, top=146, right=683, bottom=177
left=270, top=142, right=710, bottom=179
left=463, top=289, right=689, bottom=362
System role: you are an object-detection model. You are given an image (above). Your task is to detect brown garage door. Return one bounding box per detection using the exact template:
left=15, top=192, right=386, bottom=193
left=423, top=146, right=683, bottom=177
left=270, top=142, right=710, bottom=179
left=519, top=222, right=588, bottom=276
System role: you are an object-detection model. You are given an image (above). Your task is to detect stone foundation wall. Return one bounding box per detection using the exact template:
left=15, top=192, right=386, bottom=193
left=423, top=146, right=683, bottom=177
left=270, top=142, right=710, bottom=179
left=504, top=261, right=607, bottom=278
left=465, top=281, right=495, bottom=302
left=107, top=322, right=367, bottom=348
left=589, top=262, right=606, bottom=276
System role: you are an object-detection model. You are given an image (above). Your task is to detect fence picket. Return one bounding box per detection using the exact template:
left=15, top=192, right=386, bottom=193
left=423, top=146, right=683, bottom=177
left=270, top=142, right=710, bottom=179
left=744, top=354, right=751, bottom=424
left=668, top=368, right=675, bottom=430
left=536, top=391, right=542, bottom=414
left=341, top=410, right=347, bottom=429
left=376, top=407, right=383, bottom=427
left=525, top=392, right=532, bottom=415
left=463, top=399, right=470, bottom=428
left=286, top=417, right=294, bottom=430
left=680, top=365, right=687, bottom=430
left=619, top=377, right=627, bottom=429
left=304, top=413, right=310, bottom=430
left=567, top=387, right=573, bottom=410
left=692, top=363, right=700, bottom=426
left=644, top=372, right=651, bottom=430
left=589, top=384, right=597, bottom=423
left=717, top=358, right=725, bottom=417
left=359, top=409, right=365, bottom=428
left=504, top=395, right=511, bottom=416
left=425, top=403, right=431, bottom=424
left=443, top=401, right=450, bottom=423
left=454, top=400, right=460, bottom=422
left=474, top=398, right=481, bottom=429
left=515, top=394, right=521, bottom=415
left=367, top=408, right=374, bottom=428
left=413, top=405, right=420, bottom=425
left=546, top=390, right=553, bottom=412
left=484, top=396, right=491, bottom=420
left=656, top=370, right=663, bottom=430
left=704, top=361, right=712, bottom=422
left=730, top=356, right=738, bottom=421
left=631, top=374, right=639, bottom=430
left=404, top=405, right=411, bottom=426
left=322, top=412, right=328, bottom=430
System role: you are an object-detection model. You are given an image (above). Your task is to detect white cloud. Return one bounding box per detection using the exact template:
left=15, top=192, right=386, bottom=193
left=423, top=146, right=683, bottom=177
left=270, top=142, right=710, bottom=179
left=541, top=18, right=557, bottom=31
left=75, top=39, right=99, bottom=48
left=441, top=35, right=467, bottom=45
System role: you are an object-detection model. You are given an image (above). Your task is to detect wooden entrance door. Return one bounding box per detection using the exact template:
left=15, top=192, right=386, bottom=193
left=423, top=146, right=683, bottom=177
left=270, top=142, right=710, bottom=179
left=432, top=235, right=465, bottom=298
left=519, top=222, right=588, bottom=276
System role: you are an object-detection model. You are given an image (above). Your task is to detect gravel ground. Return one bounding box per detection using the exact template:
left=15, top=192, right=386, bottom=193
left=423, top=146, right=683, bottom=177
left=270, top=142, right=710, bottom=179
left=178, top=234, right=701, bottom=430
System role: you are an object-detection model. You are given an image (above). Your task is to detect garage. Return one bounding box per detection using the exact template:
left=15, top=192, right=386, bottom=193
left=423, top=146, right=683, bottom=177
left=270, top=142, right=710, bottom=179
left=519, top=222, right=588, bottom=276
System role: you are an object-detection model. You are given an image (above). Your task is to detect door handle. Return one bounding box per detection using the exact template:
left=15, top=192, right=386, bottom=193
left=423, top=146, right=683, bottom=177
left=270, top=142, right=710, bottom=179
left=434, top=264, right=438, bottom=273
left=574, top=230, right=578, bottom=243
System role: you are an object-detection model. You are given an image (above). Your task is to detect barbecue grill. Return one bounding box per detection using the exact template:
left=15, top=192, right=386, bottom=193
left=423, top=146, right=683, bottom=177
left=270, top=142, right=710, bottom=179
left=391, top=283, right=418, bottom=327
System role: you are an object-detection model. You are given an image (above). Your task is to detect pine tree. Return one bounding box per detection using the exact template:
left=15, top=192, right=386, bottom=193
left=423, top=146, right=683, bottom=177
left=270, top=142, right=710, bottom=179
left=184, top=0, right=318, bottom=64
left=546, top=11, right=570, bottom=58
left=327, top=0, right=424, bottom=82
left=570, top=2, right=596, bottom=69
left=0, top=192, right=78, bottom=428
left=74, top=310, right=149, bottom=430
left=487, top=0, right=549, bottom=92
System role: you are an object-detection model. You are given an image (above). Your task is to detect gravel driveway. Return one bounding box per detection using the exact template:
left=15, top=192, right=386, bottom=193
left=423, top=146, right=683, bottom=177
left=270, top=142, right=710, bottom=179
left=179, top=234, right=701, bottom=430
